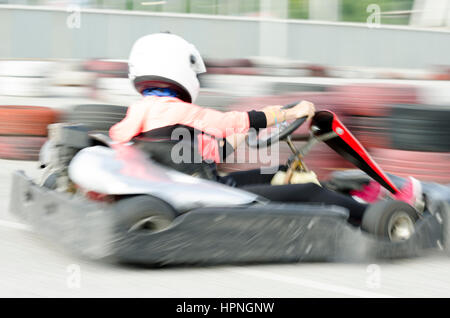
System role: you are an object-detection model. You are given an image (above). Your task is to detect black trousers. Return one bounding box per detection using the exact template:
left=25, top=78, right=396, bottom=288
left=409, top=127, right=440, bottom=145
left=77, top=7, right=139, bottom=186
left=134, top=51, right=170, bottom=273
left=226, top=168, right=367, bottom=223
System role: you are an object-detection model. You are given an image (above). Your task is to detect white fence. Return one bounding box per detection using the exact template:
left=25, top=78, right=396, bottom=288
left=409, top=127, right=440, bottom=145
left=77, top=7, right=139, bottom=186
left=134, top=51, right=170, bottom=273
left=0, top=4, right=450, bottom=69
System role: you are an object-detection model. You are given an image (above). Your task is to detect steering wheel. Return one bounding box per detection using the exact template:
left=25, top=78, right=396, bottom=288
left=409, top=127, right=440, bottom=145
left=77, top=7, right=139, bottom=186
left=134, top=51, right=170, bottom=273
left=247, top=101, right=308, bottom=148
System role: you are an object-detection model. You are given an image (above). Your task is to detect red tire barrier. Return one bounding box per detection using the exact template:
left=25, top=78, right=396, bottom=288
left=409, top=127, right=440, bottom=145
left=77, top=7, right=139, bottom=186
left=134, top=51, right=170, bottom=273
left=347, top=116, right=391, bottom=149
left=330, top=84, right=418, bottom=149
left=0, top=136, right=46, bottom=161
left=332, top=84, right=418, bottom=117
left=204, top=58, right=252, bottom=68
left=0, top=106, right=60, bottom=136
left=206, top=67, right=261, bottom=76
left=302, top=64, right=328, bottom=77
left=62, top=104, right=128, bottom=132
left=82, top=59, right=128, bottom=78
left=369, top=148, right=450, bottom=184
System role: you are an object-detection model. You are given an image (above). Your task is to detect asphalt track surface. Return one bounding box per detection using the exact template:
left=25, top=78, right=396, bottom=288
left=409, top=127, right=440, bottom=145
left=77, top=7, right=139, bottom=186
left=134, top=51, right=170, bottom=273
left=1, top=159, right=450, bottom=298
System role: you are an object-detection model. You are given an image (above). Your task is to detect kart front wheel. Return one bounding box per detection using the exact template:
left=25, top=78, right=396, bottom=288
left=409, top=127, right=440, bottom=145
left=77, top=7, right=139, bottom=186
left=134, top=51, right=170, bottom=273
left=361, top=200, right=419, bottom=242
left=113, top=195, right=176, bottom=234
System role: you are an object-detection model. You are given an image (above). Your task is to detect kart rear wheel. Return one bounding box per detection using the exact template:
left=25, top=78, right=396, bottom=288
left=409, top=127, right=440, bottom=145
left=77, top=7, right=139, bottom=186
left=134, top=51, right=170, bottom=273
left=361, top=200, right=419, bottom=242
left=113, top=195, right=176, bottom=234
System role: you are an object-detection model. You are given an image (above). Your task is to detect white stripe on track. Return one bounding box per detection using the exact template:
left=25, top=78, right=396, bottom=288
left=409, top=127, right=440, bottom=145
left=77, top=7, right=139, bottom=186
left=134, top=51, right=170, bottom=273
left=0, top=219, right=32, bottom=232
left=228, top=267, right=394, bottom=298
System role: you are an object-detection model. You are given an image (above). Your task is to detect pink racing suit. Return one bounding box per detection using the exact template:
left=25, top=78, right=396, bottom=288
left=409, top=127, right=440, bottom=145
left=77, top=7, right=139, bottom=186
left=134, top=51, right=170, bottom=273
left=109, top=96, right=255, bottom=163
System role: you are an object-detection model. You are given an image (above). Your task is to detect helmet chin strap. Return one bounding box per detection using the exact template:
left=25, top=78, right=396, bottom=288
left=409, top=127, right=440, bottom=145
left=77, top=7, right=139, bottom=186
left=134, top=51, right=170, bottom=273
left=142, top=87, right=178, bottom=98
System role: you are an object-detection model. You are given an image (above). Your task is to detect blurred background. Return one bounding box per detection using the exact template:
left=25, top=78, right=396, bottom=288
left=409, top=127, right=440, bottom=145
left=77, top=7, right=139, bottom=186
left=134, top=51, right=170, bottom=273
left=0, top=0, right=449, bottom=183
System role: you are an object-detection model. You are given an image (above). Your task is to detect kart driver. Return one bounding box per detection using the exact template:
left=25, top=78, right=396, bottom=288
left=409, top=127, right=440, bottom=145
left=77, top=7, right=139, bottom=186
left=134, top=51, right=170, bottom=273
left=110, top=33, right=421, bottom=224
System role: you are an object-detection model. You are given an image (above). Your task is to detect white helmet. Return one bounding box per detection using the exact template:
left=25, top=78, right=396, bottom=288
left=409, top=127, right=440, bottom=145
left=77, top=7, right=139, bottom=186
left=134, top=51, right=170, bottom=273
left=128, top=33, right=206, bottom=103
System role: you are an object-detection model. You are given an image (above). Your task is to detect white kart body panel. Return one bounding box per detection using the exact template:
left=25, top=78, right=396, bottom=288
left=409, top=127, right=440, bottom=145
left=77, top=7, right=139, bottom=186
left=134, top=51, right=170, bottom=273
left=68, top=145, right=258, bottom=211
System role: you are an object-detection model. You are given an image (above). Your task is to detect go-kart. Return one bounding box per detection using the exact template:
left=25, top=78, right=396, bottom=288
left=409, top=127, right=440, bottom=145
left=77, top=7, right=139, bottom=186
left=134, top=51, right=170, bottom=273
left=9, top=102, right=450, bottom=265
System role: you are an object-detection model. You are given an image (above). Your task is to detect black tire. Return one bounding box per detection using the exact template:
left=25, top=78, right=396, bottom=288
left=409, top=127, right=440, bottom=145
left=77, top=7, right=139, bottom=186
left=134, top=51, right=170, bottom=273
left=389, top=104, right=450, bottom=152
left=390, top=135, right=450, bottom=152
left=63, top=104, right=128, bottom=132
left=391, top=118, right=450, bottom=131
left=391, top=104, right=450, bottom=121
left=361, top=200, right=419, bottom=242
left=113, top=195, right=176, bottom=234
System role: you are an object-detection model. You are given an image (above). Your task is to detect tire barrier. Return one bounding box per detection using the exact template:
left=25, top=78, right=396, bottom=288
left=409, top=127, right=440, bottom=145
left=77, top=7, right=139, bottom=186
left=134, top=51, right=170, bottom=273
left=206, top=57, right=329, bottom=77
left=195, top=91, right=238, bottom=111
left=347, top=116, right=392, bottom=149
left=0, top=60, right=56, bottom=97
left=62, top=104, right=128, bottom=132
left=206, top=67, right=262, bottom=76
left=388, top=104, right=450, bottom=153
left=369, top=148, right=450, bottom=184
left=204, top=58, right=252, bottom=68
left=204, top=58, right=257, bottom=75
left=0, top=105, right=60, bottom=160
left=82, top=59, right=128, bottom=78
left=50, top=61, right=95, bottom=98
left=222, top=90, right=450, bottom=182
left=0, top=106, right=60, bottom=136
left=95, top=77, right=140, bottom=97
left=0, top=136, right=47, bottom=161
left=331, top=84, right=418, bottom=149
left=0, top=60, right=56, bottom=77
left=0, top=77, right=51, bottom=97
left=333, top=84, right=418, bottom=117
